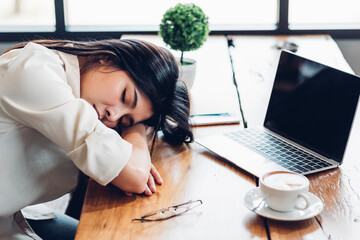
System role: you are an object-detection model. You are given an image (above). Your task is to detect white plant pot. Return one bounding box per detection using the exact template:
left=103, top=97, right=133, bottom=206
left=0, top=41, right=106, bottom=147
left=178, top=58, right=196, bottom=90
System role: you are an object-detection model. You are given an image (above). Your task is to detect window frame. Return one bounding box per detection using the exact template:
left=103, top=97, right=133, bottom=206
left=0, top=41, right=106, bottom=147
left=0, top=0, right=359, bottom=42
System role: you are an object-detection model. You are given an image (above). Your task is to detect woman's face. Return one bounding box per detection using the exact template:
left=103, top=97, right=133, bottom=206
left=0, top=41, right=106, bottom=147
left=80, top=65, right=153, bottom=130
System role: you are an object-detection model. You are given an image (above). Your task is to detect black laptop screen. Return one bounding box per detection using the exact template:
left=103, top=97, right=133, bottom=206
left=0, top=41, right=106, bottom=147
left=264, top=51, right=360, bottom=163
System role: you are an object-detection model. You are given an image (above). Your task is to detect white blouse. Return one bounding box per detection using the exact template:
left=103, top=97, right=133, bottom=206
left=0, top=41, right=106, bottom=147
left=0, top=42, right=132, bottom=239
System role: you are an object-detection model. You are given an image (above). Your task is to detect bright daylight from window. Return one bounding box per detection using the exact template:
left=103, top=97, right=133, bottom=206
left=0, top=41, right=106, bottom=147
left=65, top=0, right=277, bottom=31
left=0, top=0, right=55, bottom=31
left=289, top=0, right=360, bottom=29
left=1, top=0, right=360, bottom=32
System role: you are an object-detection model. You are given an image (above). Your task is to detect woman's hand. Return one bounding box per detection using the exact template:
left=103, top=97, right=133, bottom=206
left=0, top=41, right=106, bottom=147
left=125, top=164, right=163, bottom=196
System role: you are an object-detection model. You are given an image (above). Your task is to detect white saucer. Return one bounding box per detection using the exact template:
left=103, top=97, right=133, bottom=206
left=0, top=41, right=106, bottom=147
left=243, top=187, right=323, bottom=221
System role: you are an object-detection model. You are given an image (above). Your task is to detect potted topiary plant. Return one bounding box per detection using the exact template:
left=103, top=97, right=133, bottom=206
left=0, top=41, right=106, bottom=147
left=159, top=3, right=210, bottom=90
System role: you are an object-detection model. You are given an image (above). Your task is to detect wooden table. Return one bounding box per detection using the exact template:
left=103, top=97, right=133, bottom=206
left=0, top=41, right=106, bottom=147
left=75, top=35, right=360, bottom=240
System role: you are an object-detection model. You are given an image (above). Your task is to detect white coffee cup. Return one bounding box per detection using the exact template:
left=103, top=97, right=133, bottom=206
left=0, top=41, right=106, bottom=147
left=259, top=171, right=311, bottom=212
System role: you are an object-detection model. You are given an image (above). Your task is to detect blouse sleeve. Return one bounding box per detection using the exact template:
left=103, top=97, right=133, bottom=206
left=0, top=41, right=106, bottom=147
left=0, top=42, right=132, bottom=186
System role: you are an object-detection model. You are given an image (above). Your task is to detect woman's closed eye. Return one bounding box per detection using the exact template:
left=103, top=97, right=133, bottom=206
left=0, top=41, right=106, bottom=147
left=122, top=89, right=126, bottom=103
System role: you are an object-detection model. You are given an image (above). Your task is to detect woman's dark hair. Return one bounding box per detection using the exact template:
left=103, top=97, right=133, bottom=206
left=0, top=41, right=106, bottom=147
left=4, top=39, right=193, bottom=145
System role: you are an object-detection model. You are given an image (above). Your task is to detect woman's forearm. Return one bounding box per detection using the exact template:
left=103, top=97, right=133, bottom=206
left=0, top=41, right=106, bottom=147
left=111, top=124, right=151, bottom=193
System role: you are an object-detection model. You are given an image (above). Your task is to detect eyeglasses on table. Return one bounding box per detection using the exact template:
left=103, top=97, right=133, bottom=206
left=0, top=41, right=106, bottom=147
left=132, top=199, right=203, bottom=223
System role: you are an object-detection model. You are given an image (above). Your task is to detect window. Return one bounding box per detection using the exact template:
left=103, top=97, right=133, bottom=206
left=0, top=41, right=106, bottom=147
left=65, top=0, right=277, bottom=31
left=0, top=0, right=359, bottom=41
left=289, top=0, right=360, bottom=30
left=0, top=0, right=55, bottom=32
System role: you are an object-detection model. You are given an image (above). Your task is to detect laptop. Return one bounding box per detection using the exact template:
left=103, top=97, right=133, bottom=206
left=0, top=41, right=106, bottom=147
left=196, top=50, right=360, bottom=177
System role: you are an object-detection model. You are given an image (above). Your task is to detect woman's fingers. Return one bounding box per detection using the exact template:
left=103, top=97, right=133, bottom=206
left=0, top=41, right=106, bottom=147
left=144, top=184, right=152, bottom=196
left=144, top=164, right=163, bottom=195
left=125, top=164, right=163, bottom=197
left=147, top=173, right=156, bottom=193
left=150, top=164, right=163, bottom=185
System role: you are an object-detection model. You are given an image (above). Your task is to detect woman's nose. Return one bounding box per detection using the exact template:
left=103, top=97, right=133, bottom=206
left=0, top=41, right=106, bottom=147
left=105, top=106, right=123, bottom=122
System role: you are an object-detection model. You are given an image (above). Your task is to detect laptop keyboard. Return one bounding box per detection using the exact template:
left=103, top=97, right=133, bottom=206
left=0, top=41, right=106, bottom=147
left=223, top=128, right=332, bottom=173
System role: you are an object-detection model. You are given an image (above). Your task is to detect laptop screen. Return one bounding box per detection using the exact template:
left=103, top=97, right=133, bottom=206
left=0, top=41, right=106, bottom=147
left=264, top=51, right=360, bottom=163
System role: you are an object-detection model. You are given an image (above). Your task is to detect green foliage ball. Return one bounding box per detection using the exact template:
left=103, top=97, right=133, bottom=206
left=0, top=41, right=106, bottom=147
left=159, top=3, right=210, bottom=52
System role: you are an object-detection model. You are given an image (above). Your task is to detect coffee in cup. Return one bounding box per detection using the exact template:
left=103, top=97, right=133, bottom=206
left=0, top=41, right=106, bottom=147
left=260, top=171, right=311, bottom=212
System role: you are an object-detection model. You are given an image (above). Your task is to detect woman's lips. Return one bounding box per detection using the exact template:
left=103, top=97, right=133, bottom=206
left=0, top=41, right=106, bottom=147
left=93, top=104, right=100, bottom=119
